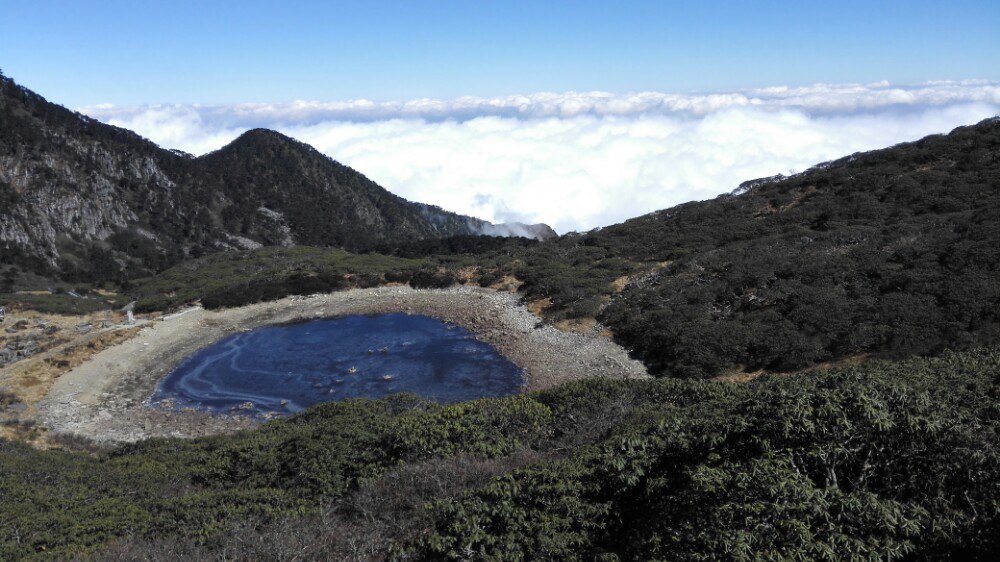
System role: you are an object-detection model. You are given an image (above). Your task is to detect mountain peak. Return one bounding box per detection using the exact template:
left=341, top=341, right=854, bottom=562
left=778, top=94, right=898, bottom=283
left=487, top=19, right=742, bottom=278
left=234, top=127, right=293, bottom=143
left=0, top=74, right=550, bottom=282
left=220, top=128, right=304, bottom=152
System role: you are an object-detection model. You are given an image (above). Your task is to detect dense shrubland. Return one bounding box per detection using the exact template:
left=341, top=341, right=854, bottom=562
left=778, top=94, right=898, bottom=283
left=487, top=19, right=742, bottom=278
left=593, top=119, right=1000, bottom=377
left=413, top=349, right=1000, bottom=560
left=1, top=348, right=998, bottom=559
left=472, top=117, right=1000, bottom=378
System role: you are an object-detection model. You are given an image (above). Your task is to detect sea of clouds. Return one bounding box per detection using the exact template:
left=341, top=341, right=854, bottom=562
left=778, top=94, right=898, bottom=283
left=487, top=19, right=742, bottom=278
left=81, top=80, right=1000, bottom=233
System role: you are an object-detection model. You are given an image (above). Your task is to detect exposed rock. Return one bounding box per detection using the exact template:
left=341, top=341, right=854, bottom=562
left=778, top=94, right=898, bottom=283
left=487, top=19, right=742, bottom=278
left=4, top=319, right=29, bottom=333
left=0, top=74, right=556, bottom=282
left=0, top=337, right=41, bottom=367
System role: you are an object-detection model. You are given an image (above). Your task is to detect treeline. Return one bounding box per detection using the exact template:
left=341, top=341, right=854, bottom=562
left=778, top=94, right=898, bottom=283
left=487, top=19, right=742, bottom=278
left=129, top=246, right=482, bottom=312
left=363, top=233, right=539, bottom=259
left=1, top=348, right=998, bottom=559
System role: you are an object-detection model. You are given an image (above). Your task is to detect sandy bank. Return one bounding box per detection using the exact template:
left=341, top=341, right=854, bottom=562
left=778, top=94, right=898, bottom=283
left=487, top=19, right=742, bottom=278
left=36, top=286, right=649, bottom=442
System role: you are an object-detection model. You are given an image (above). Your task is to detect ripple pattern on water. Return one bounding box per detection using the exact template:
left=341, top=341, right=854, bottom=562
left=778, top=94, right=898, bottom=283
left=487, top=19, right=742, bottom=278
left=151, top=313, right=524, bottom=415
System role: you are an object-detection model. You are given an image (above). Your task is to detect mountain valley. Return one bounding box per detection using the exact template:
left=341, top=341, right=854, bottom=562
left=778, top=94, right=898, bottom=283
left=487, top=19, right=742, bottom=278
left=1, top=72, right=999, bottom=560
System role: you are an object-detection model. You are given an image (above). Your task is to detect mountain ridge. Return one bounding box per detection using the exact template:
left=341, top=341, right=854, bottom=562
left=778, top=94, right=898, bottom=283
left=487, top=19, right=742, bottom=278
left=0, top=72, right=554, bottom=283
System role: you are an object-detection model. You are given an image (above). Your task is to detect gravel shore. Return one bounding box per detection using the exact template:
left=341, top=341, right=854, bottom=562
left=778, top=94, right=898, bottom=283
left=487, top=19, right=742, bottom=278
left=36, top=286, right=649, bottom=442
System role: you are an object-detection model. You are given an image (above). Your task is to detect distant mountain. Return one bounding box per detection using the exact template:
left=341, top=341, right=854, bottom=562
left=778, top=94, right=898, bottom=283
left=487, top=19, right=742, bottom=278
left=0, top=72, right=553, bottom=283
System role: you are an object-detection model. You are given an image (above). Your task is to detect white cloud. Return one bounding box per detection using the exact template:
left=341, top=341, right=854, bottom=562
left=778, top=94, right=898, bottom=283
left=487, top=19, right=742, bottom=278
left=80, top=81, right=1000, bottom=233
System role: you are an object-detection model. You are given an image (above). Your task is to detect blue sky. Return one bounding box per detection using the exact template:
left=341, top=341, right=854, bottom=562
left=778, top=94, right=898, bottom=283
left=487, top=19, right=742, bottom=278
left=2, top=1, right=999, bottom=231
left=1, top=0, right=998, bottom=107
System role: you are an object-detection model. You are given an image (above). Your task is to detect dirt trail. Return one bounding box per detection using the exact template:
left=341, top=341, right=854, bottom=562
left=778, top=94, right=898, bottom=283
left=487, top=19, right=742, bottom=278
left=34, top=286, right=648, bottom=442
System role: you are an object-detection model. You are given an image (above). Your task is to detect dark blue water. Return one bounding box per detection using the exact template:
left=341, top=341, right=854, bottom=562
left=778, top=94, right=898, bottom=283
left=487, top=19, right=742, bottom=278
left=151, top=313, right=524, bottom=416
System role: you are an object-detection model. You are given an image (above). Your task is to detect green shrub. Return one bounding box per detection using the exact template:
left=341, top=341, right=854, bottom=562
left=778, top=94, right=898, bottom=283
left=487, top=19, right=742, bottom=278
left=477, top=270, right=502, bottom=287
left=3, top=349, right=1000, bottom=559
left=407, top=349, right=1000, bottom=560
left=408, top=269, right=457, bottom=289
left=384, top=269, right=413, bottom=284
left=201, top=270, right=348, bottom=309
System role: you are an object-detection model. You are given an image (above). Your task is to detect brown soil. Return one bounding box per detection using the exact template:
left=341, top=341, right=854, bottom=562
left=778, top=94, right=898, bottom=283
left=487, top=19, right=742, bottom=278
left=553, top=317, right=606, bottom=335
left=488, top=275, right=523, bottom=292
left=526, top=297, right=553, bottom=316
left=712, top=353, right=872, bottom=383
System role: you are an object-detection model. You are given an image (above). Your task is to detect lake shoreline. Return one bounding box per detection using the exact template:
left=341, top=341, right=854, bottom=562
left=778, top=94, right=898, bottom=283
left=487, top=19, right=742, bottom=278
left=152, top=313, right=528, bottom=416
left=36, top=286, right=649, bottom=442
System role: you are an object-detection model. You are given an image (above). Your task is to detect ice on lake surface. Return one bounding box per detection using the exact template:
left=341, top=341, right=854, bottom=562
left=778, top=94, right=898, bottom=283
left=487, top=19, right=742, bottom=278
left=151, top=313, right=524, bottom=416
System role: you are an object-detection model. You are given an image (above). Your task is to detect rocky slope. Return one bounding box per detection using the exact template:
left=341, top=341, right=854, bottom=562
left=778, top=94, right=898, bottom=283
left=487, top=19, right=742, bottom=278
left=0, top=72, right=552, bottom=283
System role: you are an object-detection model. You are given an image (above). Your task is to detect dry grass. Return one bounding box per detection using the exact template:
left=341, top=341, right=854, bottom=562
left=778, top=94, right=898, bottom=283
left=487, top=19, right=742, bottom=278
left=554, top=317, right=601, bottom=335
left=611, top=275, right=630, bottom=293
left=713, top=353, right=873, bottom=384
left=1, top=325, right=142, bottom=405
left=526, top=297, right=553, bottom=316
left=455, top=265, right=481, bottom=283
left=488, top=274, right=523, bottom=292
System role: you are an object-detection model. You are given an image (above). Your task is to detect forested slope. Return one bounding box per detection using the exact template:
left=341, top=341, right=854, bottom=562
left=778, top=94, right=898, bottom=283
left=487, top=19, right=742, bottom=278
left=1, top=348, right=998, bottom=559
left=495, top=117, right=1000, bottom=377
